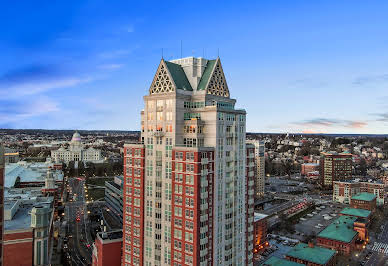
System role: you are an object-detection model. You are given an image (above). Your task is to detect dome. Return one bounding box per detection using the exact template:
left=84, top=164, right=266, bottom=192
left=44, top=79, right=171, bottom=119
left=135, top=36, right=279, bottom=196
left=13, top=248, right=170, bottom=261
left=71, top=131, right=81, bottom=143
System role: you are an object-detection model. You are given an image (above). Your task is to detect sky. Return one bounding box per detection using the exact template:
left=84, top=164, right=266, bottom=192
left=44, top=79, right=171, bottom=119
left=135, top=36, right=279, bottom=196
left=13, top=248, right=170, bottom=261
left=1, top=0, right=388, bottom=134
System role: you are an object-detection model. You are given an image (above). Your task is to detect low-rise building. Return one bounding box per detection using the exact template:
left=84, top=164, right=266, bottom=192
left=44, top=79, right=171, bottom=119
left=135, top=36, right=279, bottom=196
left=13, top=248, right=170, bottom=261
left=301, top=163, right=319, bottom=176
left=285, top=243, right=336, bottom=266
left=92, top=230, right=122, bottom=266
left=317, top=215, right=363, bottom=255
left=262, top=256, right=303, bottom=266
left=333, top=179, right=384, bottom=206
left=339, top=207, right=371, bottom=221
left=350, top=192, right=376, bottom=211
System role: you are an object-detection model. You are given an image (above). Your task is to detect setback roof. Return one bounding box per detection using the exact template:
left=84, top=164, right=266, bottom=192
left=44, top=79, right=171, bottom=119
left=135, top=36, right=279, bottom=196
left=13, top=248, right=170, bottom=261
left=262, top=256, right=304, bottom=266
left=4, top=204, right=33, bottom=231
left=286, top=243, right=336, bottom=265
left=351, top=192, right=376, bottom=201
left=197, top=59, right=216, bottom=91
left=318, top=216, right=358, bottom=243
left=164, top=61, right=192, bottom=91
left=340, top=207, right=371, bottom=218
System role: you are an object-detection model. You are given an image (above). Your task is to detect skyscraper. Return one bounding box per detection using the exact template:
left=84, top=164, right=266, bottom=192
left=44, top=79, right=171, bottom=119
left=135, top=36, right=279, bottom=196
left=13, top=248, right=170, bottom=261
left=123, top=57, right=253, bottom=266
left=0, top=145, right=4, bottom=266
left=320, top=151, right=352, bottom=188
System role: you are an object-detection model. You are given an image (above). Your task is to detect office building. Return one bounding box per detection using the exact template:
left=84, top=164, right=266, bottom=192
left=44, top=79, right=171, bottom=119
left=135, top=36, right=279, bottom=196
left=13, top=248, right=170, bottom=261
left=350, top=192, right=376, bottom=211
left=123, top=57, right=253, bottom=265
left=320, top=151, right=352, bottom=188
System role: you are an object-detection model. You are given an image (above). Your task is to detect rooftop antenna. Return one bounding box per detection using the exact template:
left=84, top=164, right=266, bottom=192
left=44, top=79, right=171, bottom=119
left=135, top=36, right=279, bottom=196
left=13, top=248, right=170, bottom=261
left=202, top=48, right=205, bottom=58
left=217, top=48, right=219, bottom=58
left=162, top=48, right=164, bottom=59
left=180, top=40, right=183, bottom=58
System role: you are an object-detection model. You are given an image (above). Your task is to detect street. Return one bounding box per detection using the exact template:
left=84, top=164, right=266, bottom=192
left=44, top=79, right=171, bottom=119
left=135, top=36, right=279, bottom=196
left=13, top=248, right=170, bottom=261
left=365, top=221, right=388, bottom=266
left=64, top=177, right=93, bottom=266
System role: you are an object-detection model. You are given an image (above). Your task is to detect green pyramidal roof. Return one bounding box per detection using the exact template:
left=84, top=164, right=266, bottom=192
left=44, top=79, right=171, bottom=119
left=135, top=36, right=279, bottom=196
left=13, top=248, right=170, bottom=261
left=164, top=61, right=192, bottom=91
left=286, top=243, right=336, bottom=265
left=197, top=59, right=217, bottom=91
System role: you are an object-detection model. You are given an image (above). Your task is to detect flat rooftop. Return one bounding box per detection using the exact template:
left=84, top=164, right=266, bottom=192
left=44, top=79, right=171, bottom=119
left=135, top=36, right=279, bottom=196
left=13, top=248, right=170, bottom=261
left=97, top=230, right=123, bottom=242
left=351, top=192, right=376, bottom=201
left=340, top=207, right=371, bottom=218
left=262, top=256, right=303, bottom=266
left=286, top=243, right=336, bottom=265
left=254, top=212, right=269, bottom=222
left=4, top=204, right=33, bottom=231
left=318, top=216, right=358, bottom=243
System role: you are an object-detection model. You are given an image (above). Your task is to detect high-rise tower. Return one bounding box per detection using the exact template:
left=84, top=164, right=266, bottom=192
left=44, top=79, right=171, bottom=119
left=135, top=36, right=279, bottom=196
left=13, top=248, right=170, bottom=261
left=0, top=145, right=4, bottom=266
left=122, top=57, right=253, bottom=266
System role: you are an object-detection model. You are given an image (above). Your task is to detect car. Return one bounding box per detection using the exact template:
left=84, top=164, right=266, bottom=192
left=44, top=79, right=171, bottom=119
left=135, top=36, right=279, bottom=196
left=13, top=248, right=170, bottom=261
left=76, top=217, right=81, bottom=222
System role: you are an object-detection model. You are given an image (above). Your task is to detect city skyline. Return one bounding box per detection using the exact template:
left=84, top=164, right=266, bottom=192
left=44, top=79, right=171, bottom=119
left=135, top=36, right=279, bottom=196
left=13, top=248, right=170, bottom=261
left=1, top=1, right=388, bottom=134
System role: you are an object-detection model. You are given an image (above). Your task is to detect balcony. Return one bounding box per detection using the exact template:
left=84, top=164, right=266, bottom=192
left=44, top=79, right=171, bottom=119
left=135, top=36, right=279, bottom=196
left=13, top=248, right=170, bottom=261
left=153, top=131, right=165, bottom=137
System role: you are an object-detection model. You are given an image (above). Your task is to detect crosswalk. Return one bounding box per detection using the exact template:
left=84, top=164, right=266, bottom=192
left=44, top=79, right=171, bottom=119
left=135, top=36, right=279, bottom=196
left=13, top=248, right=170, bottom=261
left=371, top=242, right=388, bottom=254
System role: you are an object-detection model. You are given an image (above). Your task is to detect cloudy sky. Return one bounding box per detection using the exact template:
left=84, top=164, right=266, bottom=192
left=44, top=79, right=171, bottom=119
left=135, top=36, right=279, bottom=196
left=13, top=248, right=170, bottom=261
left=1, top=1, right=388, bottom=133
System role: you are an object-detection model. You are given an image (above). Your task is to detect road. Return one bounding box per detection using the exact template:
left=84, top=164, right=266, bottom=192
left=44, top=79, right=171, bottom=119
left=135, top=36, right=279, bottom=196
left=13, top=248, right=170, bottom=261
left=365, top=221, right=388, bottom=266
left=65, top=177, right=93, bottom=266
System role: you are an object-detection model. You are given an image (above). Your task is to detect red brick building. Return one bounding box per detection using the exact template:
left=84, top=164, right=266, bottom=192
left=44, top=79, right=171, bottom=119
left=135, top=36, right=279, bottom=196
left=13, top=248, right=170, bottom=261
left=301, top=163, right=319, bottom=176
left=350, top=192, right=376, bottom=211
left=317, top=216, right=360, bottom=255
left=3, top=230, right=34, bottom=266
left=320, top=151, right=352, bottom=188
left=333, top=179, right=384, bottom=206
left=92, top=230, right=122, bottom=266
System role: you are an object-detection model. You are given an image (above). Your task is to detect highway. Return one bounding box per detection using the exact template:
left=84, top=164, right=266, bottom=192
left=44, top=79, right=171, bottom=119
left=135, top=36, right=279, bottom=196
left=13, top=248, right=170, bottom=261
left=64, top=177, right=93, bottom=266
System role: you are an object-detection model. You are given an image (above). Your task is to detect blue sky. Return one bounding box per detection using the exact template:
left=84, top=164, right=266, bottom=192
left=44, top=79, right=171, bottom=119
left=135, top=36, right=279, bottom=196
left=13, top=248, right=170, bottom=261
left=1, top=1, right=388, bottom=133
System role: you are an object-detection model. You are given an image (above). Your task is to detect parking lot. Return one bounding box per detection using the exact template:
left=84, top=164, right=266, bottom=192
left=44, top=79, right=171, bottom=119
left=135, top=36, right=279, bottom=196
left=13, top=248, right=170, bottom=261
left=294, top=202, right=343, bottom=237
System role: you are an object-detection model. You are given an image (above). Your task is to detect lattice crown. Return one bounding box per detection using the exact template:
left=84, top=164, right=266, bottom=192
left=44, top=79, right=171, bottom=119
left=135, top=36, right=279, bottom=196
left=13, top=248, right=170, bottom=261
left=149, top=61, right=176, bottom=95
left=206, top=59, right=230, bottom=97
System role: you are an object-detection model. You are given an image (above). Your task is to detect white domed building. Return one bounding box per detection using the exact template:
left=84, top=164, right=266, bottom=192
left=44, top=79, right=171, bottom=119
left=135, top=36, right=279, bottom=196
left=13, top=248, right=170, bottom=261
left=51, top=132, right=102, bottom=163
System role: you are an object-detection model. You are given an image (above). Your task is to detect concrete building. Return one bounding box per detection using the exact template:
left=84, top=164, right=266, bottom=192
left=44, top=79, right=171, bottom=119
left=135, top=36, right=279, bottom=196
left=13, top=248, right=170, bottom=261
left=320, top=151, right=352, bottom=188
left=105, top=176, right=123, bottom=225
left=285, top=243, right=336, bottom=266
left=0, top=146, right=4, bottom=265
left=92, top=230, right=122, bottom=266
left=262, top=256, right=303, bottom=266
left=51, top=132, right=102, bottom=163
left=122, top=57, right=254, bottom=266
left=350, top=192, right=376, bottom=211
left=333, top=179, right=384, bottom=206
left=247, top=140, right=265, bottom=198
